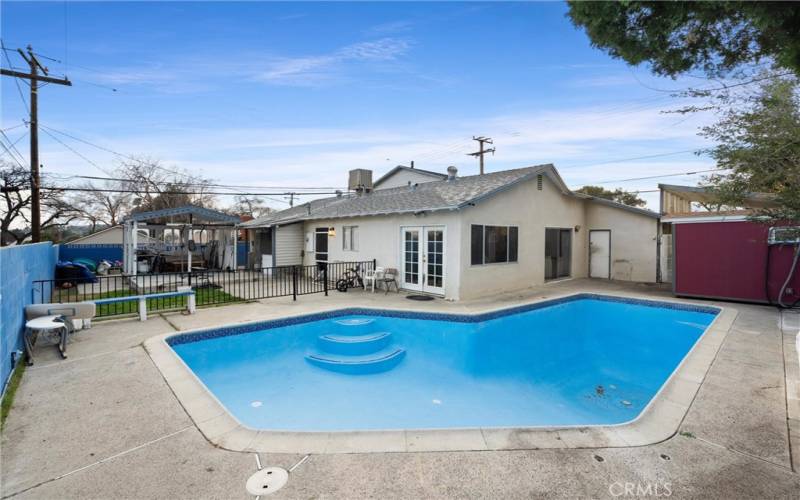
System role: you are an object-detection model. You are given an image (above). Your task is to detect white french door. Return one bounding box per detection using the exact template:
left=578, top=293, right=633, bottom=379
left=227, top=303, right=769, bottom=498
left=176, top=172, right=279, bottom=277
left=401, top=226, right=445, bottom=295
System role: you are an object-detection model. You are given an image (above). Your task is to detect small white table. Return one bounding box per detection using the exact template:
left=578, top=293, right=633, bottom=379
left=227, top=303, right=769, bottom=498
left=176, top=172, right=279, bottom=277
left=24, top=315, right=69, bottom=365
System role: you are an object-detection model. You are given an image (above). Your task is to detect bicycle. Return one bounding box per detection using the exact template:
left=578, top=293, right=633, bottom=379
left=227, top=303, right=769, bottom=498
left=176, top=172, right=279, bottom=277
left=335, top=265, right=364, bottom=292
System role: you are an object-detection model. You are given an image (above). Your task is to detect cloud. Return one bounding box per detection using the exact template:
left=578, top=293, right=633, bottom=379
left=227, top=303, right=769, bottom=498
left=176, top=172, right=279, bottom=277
left=364, top=20, right=414, bottom=36
left=566, top=74, right=637, bottom=88
left=253, top=38, right=412, bottom=86
left=41, top=99, right=716, bottom=210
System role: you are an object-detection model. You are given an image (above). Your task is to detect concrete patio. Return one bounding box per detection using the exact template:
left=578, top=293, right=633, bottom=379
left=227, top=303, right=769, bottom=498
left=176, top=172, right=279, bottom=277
left=2, top=279, right=799, bottom=499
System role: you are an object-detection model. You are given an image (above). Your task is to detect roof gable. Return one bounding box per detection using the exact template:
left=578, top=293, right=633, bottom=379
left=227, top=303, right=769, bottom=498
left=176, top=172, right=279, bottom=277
left=373, top=166, right=447, bottom=188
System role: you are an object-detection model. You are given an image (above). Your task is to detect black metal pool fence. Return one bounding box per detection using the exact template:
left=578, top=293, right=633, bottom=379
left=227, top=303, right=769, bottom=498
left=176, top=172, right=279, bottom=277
left=32, top=260, right=375, bottom=318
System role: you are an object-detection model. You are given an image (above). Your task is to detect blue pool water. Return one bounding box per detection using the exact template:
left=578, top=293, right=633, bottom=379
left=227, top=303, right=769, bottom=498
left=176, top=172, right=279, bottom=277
left=169, top=295, right=718, bottom=431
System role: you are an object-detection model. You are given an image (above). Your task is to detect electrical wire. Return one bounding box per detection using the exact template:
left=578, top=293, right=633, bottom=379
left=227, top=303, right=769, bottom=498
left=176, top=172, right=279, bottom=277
left=39, top=186, right=343, bottom=196
left=1, top=39, right=30, bottom=113
left=561, top=149, right=703, bottom=170
left=1, top=122, right=27, bottom=133
left=0, top=129, right=27, bottom=167
left=577, top=167, right=728, bottom=186
left=43, top=172, right=347, bottom=192
left=39, top=127, right=104, bottom=170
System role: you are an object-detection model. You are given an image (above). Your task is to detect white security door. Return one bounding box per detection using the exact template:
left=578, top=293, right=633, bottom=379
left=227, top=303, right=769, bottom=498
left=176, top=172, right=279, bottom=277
left=401, top=227, right=423, bottom=291
left=401, top=226, right=446, bottom=295
left=589, top=230, right=611, bottom=279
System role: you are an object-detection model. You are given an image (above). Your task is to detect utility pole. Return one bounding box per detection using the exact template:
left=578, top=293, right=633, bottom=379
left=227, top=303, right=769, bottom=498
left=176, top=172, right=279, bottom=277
left=1, top=45, right=71, bottom=242
left=287, top=192, right=295, bottom=207
left=467, top=136, right=495, bottom=175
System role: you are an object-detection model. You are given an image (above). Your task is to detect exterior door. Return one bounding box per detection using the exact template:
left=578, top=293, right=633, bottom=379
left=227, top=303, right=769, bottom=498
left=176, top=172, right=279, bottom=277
left=589, top=230, right=611, bottom=279
left=401, top=226, right=446, bottom=295
left=424, top=227, right=445, bottom=295
left=314, top=227, right=329, bottom=262
left=545, top=228, right=572, bottom=280
left=401, top=227, right=422, bottom=291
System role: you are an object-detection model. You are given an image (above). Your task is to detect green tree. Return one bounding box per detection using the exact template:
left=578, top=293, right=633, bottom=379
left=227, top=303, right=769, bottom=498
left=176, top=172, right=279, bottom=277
left=700, top=75, right=800, bottom=223
left=567, top=2, right=800, bottom=77
left=575, top=185, right=647, bottom=207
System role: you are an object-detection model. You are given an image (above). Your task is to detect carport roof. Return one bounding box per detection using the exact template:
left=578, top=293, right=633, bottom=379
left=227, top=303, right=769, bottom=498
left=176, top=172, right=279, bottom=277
left=123, top=205, right=240, bottom=224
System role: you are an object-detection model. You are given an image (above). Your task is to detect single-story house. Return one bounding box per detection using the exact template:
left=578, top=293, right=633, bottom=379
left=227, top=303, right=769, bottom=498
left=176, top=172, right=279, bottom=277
left=241, top=164, right=660, bottom=300
left=658, top=184, right=799, bottom=305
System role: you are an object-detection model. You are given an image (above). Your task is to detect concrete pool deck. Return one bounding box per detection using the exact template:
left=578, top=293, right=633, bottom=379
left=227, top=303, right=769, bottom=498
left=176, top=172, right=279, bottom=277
left=2, top=279, right=799, bottom=498
left=145, top=292, right=737, bottom=454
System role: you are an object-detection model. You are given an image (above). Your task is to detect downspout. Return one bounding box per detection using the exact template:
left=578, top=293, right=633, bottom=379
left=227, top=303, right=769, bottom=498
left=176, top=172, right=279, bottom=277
left=656, top=188, right=663, bottom=284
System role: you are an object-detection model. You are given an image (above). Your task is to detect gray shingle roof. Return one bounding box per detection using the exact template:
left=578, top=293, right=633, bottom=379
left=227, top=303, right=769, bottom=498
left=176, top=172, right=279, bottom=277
left=240, top=163, right=659, bottom=227
left=241, top=165, right=556, bottom=227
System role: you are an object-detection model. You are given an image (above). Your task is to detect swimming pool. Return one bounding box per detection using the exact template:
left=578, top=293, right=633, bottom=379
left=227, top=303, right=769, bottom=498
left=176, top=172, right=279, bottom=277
left=166, top=294, right=719, bottom=432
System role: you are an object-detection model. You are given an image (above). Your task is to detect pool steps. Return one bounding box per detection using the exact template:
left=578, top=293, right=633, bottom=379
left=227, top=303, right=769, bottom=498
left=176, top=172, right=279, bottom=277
left=305, top=319, right=405, bottom=374
left=305, top=348, right=406, bottom=375
left=318, top=332, right=392, bottom=355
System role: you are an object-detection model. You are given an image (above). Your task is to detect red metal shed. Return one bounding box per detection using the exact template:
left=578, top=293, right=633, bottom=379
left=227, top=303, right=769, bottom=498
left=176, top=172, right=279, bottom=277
left=670, top=216, right=800, bottom=304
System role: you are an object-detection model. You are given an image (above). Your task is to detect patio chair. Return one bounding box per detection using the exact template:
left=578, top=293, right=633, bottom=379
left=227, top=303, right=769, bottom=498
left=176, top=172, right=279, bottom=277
left=24, top=302, right=96, bottom=364
left=377, top=268, right=400, bottom=295
left=363, top=266, right=384, bottom=293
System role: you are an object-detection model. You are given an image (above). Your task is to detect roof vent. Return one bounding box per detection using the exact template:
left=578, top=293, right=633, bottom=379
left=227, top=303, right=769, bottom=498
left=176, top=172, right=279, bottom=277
left=447, top=166, right=458, bottom=181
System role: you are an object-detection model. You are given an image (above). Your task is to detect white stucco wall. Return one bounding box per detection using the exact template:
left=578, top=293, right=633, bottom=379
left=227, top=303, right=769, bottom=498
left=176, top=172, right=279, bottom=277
left=286, top=174, right=657, bottom=301
left=374, top=169, right=444, bottom=190
left=457, top=174, right=589, bottom=300
left=301, top=211, right=462, bottom=300
left=584, top=202, right=658, bottom=283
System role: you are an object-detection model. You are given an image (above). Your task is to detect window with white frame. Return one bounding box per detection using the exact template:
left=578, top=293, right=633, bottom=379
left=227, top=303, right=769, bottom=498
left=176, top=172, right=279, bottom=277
left=343, top=225, right=359, bottom=251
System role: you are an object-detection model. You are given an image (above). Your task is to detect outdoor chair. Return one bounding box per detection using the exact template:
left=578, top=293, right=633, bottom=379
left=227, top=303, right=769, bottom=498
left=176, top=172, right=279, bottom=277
left=363, top=266, right=384, bottom=293
left=24, top=302, right=96, bottom=364
left=377, top=268, right=400, bottom=295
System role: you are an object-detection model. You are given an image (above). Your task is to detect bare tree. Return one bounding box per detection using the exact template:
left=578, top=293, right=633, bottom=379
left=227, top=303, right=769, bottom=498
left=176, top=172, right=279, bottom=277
left=117, top=157, right=216, bottom=214
left=1, top=161, right=80, bottom=245
left=229, top=195, right=276, bottom=219
left=63, top=157, right=217, bottom=231
left=69, top=179, right=132, bottom=229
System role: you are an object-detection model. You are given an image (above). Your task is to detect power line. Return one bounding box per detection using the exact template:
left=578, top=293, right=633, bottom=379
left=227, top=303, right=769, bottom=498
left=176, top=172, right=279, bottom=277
left=1, top=39, right=30, bottom=113
left=43, top=172, right=347, bottom=192
left=0, top=130, right=28, bottom=165
left=39, top=126, right=104, bottom=170
left=1, top=122, right=27, bottom=133
left=39, top=185, right=344, bottom=196
left=561, top=149, right=704, bottom=170
left=576, top=167, right=729, bottom=187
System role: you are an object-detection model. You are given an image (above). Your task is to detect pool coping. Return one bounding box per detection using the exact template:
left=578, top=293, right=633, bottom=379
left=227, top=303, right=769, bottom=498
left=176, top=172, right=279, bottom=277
left=143, top=291, right=737, bottom=454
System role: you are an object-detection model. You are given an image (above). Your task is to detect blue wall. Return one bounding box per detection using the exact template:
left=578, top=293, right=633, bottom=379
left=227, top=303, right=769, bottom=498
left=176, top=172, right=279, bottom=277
left=0, top=242, right=58, bottom=392
left=60, top=244, right=123, bottom=263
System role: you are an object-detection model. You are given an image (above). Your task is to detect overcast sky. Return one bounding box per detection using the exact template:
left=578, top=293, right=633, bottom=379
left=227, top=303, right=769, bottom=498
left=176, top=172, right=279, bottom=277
left=1, top=1, right=720, bottom=209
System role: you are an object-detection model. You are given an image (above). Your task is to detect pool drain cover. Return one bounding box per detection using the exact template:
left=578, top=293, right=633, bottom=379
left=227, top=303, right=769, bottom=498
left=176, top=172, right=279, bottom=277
left=407, top=294, right=434, bottom=301
left=246, top=467, right=288, bottom=496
